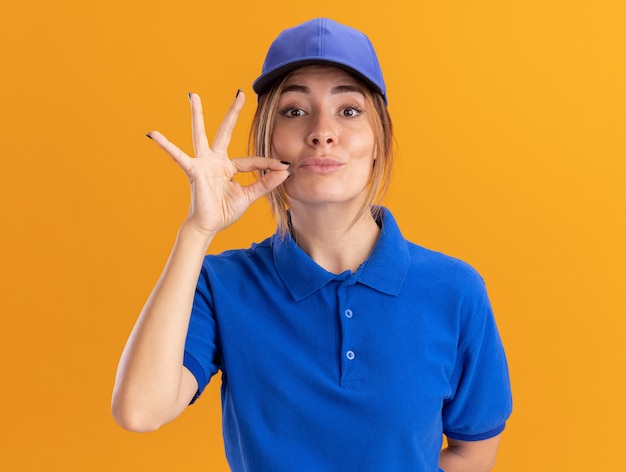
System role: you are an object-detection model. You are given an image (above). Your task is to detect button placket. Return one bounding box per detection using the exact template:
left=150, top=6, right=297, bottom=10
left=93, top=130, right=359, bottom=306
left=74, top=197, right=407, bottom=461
left=337, top=279, right=362, bottom=387
left=344, top=308, right=355, bottom=360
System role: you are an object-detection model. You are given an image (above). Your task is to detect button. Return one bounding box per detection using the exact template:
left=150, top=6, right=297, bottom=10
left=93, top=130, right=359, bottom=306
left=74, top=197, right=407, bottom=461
left=345, top=309, right=353, bottom=318
left=346, top=350, right=355, bottom=360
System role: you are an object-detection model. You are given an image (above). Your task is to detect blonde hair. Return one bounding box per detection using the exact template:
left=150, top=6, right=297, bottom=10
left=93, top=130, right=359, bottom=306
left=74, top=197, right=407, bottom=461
left=249, top=69, right=394, bottom=236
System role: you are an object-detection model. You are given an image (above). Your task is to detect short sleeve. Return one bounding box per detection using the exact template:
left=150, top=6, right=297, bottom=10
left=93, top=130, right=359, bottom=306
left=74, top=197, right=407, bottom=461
left=442, top=288, right=512, bottom=441
left=183, top=262, right=221, bottom=403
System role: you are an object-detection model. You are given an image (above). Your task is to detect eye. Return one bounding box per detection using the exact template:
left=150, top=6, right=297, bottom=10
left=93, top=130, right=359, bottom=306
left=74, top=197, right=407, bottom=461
left=281, top=107, right=306, bottom=118
left=340, top=105, right=364, bottom=117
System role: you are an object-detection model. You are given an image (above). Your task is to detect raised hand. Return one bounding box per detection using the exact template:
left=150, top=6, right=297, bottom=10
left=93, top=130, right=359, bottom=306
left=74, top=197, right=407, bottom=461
left=147, top=91, right=289, bottom=236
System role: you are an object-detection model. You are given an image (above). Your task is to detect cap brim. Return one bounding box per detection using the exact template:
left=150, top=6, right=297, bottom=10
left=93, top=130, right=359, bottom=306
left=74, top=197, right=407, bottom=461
left=252, top=59, right=385, bottom=101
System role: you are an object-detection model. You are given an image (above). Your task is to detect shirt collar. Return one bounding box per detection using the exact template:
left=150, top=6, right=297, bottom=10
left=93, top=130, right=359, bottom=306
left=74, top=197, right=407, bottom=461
left=273, top=207, right=409, bottom=301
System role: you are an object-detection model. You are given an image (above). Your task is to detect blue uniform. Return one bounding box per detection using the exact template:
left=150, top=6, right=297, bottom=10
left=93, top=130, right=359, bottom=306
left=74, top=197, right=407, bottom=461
left=184, top=208, right=512, bottom=471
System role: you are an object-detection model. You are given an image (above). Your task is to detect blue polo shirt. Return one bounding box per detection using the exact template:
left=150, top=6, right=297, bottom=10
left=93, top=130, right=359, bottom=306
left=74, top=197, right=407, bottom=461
left=183, top=208, right=512, bottom=472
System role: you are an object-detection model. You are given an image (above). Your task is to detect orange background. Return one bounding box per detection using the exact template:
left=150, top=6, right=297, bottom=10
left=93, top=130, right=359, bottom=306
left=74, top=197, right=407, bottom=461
left=1, top=1, right=625, bottom=470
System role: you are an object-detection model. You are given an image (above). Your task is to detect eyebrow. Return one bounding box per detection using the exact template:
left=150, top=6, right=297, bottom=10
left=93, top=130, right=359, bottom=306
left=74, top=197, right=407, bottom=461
left=280, top=84, right=364, bottom=96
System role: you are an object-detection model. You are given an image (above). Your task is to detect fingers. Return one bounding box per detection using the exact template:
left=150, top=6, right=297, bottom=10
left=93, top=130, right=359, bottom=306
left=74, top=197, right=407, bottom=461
left=146, top=91, right=255, bottom=174
left=189, top=93, right=210, bottom=158
left=146, top=130, right=192, bottom=172
left=243, top=167, right=291, bottom=204
left=233, top=157, right=291, bottom=204
left=211, top=90, right=245, bottom=154
left=231, top=156, right=291, bottom=173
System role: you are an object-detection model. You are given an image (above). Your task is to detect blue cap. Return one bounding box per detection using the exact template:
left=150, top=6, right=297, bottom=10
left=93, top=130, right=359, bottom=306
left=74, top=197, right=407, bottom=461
left=253, top=18, right=387, bottom=104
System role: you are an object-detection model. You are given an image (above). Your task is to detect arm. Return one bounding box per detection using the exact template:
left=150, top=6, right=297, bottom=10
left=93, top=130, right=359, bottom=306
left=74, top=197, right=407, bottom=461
left=111, top=92, right=290, bottom=432
left=439, top=435, right=502, bottom=472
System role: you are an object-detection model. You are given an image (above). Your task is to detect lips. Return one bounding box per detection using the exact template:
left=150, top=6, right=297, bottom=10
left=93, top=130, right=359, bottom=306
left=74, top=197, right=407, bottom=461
left=298, top=156, right=344, bottom=174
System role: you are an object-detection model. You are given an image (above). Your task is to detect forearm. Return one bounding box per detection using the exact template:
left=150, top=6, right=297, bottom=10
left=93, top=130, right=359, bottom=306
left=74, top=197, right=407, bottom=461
left=439, top=436, right=501, bottom=472
left=112, top=221, right=215, bottom=431
left=439, top=447, right=482, bottom=472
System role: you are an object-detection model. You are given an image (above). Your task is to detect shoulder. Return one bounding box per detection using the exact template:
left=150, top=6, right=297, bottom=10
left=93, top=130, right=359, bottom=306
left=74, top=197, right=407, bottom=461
left=406, top=241, right=487, bottom=294
left=204, top=236, right=273, bottom=266
left=402, top=241, right=494, bottom=339
left=197, top=236, right=276, bottom=287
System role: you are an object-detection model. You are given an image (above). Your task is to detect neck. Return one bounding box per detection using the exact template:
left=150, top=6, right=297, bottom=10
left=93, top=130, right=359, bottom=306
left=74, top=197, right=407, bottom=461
left=289, top=203, right=381, bottom=274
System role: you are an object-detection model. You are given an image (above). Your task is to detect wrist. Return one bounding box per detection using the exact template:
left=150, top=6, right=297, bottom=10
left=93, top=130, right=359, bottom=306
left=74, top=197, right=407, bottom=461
left=178, top=220, right=218, bottom=248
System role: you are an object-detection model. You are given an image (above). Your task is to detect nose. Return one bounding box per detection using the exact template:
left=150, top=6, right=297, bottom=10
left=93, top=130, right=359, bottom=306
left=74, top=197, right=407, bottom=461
left=308, top=113, right=336, bottom=146
left=311, top=137, right=333, bottom=145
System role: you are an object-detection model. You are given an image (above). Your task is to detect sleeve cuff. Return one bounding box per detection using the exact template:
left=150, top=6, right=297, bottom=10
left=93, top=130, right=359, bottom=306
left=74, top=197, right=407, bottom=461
left=183, top=351, right=209, bottom=404
left=444, top=422, right=507, bottom=441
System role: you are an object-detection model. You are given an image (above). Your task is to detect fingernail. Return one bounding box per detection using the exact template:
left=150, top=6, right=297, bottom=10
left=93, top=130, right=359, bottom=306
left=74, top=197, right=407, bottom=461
left=236, top=88, right=242, bottom=98
left=280, top=161, right=290, bottom=166
left=146, top=132, right=153, bottom=140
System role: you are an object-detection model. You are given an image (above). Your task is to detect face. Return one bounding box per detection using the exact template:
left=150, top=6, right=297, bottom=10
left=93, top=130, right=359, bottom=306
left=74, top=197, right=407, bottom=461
left=271, top=65, right=377, bottom=210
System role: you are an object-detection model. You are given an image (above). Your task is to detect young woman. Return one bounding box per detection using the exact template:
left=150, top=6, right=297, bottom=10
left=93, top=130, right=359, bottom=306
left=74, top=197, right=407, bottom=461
left=112, top=18, right=512, bottom=472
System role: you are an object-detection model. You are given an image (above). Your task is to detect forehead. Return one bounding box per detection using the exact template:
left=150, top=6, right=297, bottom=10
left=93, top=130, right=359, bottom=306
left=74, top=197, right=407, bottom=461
left=283, top=65, right=363, bottom=88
